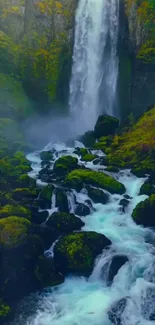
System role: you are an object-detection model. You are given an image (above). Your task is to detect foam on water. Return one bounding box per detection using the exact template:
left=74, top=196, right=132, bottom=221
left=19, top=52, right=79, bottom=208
left=11, top=142, right=155, bottom=325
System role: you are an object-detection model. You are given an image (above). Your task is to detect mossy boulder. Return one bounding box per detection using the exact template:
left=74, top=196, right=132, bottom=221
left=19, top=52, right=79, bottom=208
left=81, top=153, right=97, bottom=162
left=106, top=166, right=120, bottom=173
left=132, top=195, right=155, bottom=227
left=55, top=189, right=69, bottom=213
left=54, top=231, right=111, bottom=275
left=79, top=131, right=96, bottom=147
left=0, top=216, right=31, bottom=248
left=11, top=188, right=38, bottom=204
left=40, top=151, right=53, bottom=161
left=34, top=256, right=64, bottom=288
left=0, top=205, right=31, bottom=220
left=16, top=174, right=36, bottom=188
left=93, top=136, right=113, bottom=153
left=75, top=203, right=91, bottom=216
left=39, top=185, right=54, bottom=209
left=53, top=155, right=78, bottom=176
left=94, top=115, right=119, bottom=139
left=86, top=186, right=109, bottom=204
left=31, top=210, right=48, bottom=225
left=47, top=212, right=84, bottom=234
left=31, top=224, right=57, bottom=250
left=74, top=147, right=88, bottom=157
left=65, top=169, right=125, bottom=194
left=139, top=179, right=155, bottom=196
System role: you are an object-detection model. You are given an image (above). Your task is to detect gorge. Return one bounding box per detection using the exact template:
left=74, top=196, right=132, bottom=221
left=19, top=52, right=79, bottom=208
left=1, top=1, right=155, bottom=325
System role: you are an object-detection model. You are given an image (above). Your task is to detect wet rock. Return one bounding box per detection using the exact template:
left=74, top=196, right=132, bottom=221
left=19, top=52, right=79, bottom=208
left=31, top=209, right=48, bottom=225
left=86, top=186, right=109, bottom=204
left=47, top=212, right=84, bottom=234
left=132, top=194, right=155, bottom=227
left=39, top=185, right=54, bottom=209
left=34, top=256, right=64, bottom=288
left=139, top=179, right=155, bottom=196
left=94, top=115, right=119, bottom=139
left=31, top=224, right=57, bottom=250
left=39, top=166, right=53, bottom=182
left=119, top=199, right=130, bottom=212
left=81, top=153, right=97, bottom=162
left=54, top=231, right=111, bottom=276
left=123, top=194, right=132, bottom=200
left=55, top=189, right=69, bottom=213
left=53, top=155, right=78, bottom=177
left=106, top=166, right=120, bottom=172
left=75, top=203, right=91, bottom=216
left=108, top=298, right=127, bottom=325
left=108, top=255, right=129, bottom=283
left=40, top=151, right=53, bottom=161
left=141, top=287, right=155, bottom=321
left=93, top=158, right=101, bottom=165
left=74, top=147, right=88, bottom=157
left=79, top=131, right=96, bottom=147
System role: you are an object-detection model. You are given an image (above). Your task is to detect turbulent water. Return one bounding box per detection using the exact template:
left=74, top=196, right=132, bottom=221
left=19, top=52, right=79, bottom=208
left=69, top=0, right=119, bottom=134
left=11, top=141, right=155, bottom=325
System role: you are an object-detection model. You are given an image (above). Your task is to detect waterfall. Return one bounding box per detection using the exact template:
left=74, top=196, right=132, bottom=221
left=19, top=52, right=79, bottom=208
left=69, top=0, right=119, bottom=134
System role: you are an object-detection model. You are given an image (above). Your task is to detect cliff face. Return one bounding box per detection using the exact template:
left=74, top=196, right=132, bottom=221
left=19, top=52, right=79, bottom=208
left=119, top=0, right=155, bottom=118
left=0, top=0, right=77, bottom=108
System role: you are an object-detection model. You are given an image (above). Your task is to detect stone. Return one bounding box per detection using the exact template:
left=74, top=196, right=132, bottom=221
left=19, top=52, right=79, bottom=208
left=86, top=186, right=109, bottom=204
left=108, top=298, right=127, bottom=325
left=55, top=189, right=69, bottom=213
left=94, top=115, right=119, bottom=139
left=46, top=212, right=84, bottom=234
left=132, top=195, right=155, bottom=227
left=75, top=203, right=91, bottom=216
left=108, top=255, right=129, bottom=283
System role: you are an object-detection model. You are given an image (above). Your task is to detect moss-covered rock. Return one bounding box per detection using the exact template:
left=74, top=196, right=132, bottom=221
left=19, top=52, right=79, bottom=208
left=93, top=136, right=113, bottom=153
left=74, top=147, right=88, bottom=157
left=55, top=189, right=69, bottom=213
left=105, top=166, right=120, bottom=173
left=86, top=186, right=109, bottom=204
left=0, top=216, right=31, bottom=248
left=39, top=185, right=54, bottom=209
left=0, top=204, right=31, bottom=220
left=11, top=188, right=38, bottom=204
left=16, top=174, right=36, bottom=188
left=47, top=212, right=84, bottom=234
left=53, top=155, right=78, bottom=176
left=132, top=195, right=155, bottom=227
left=79, top=131, right=96, bottom=147
left=81, top=153, right=97, bottom=162
left=65, top=169, right=125, bottom=194
left=40, top=151, right=53, bottom=161
left=34, top=256, right=64, bottom=288
left=139, top=179, right=155, bottom=196
left=54, top=231, right=111, bottom=275
left=94, top=115, right=119, bottom=139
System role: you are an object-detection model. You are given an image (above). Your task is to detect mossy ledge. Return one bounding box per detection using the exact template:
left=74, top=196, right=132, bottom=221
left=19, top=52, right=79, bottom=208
left=64, top=169, right=125, bottom=194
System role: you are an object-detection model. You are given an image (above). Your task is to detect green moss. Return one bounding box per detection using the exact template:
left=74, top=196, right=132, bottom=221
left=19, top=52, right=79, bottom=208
left=40, top=185, right=54, bottom=201
left=140, top=180, right=155, bottom=195
left=54, top=155, right=78, bottom=175
left=11, top=188, right=37, bottom=201
left=0, top=204, right=31, bottom=219
left=40, top=151, right=53, bottom=161
left=47, top=212, right=84, bottom=233
left=65, top=169, right=125, bottom=194
left=93, top=136, right=113, bottom=153
left=74, top=147, right=88, bottom=157
left=0, top=216, right=31, bottom=248
left=132, top=194, right=155, bottom=227
left=55, top=231, right=111, bottom=275
left=106, top=108, right=155, bottom=173
left=81, top=153, right=97, bottom=162
left=0, top=299, right=10, bottom=318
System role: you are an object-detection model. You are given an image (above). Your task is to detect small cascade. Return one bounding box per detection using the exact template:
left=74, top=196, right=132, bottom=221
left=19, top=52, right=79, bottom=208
left=69, top=0, right=119, bottom=134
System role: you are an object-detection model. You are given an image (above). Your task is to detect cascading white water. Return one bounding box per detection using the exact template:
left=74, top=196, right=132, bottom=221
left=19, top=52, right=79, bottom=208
left=69, top=0, right=119, bottom=134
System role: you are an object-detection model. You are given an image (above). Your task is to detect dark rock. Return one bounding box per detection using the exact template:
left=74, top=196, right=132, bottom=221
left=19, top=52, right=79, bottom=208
left=34, top=256, right=64, bottom=288
left=123, top=194, right=132, bottom=200
left=31, top=209, right=48, bottom=224
left=40, top=151, right=53, bottom=161
left=46, top=212, right=84, bottom=234
left=140, top=179, right=155, bottom=196
left=55, top=189, right=69, bottom=213
left=119, top=199, right=130, bottom=212
left=108, top=298, right=127, bottom=325
left=108, top=255, right=129, bottom=283
left=94, top=115, right=119, bottom=139
left=54, top=231, right=111, bottom=276
left=86, top=186, right=109, bottom=204
left=75, top=203, right=91, bottom=216
left=39, top=185, right=54, bottom=209
left=79, top=131, right=96, bottom=147
left=93, top=158, right=101, bottom=165
left=31, top=224, right=57, bottom=250
left=132, top=194, right=155, bottom=227
left=106, top=166, right=120, bottom=172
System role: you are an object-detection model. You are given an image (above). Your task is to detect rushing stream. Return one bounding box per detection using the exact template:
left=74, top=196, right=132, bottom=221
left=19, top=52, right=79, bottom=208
left=11, top=142, right=155, bottom=325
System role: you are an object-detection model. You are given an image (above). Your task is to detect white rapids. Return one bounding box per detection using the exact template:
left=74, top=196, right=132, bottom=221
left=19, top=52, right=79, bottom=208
left=69, top=0, right=119, bottom=134
left=12, top=141, right=155, bottom=325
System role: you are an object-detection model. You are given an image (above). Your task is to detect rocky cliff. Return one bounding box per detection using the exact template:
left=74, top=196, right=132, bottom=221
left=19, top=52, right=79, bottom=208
left=119, top=0, right=155, bottom=118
